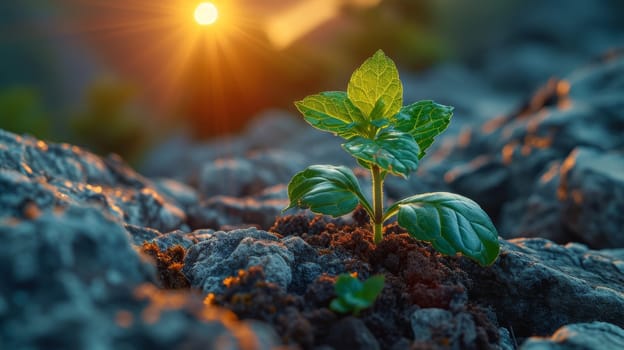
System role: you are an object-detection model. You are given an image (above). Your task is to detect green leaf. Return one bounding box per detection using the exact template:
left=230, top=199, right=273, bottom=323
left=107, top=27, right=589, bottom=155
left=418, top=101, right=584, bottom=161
left=369, top=98, right=386, bottom=122
left=347, top=50, right=403, bottom=119
left=286, top=165, right=372, bottom=217
left=387, top=192, right=499, bottom=266
left=359, top=275, right=385, bottom=302
left=294, top=91, right=365, bottom=138
left=342, top=129, right=420, bottom=178
left=329, top=298, right=352, bottom=314
left=343, top=294, right=373, bottom=310
left=370, top=117, right=390, bottom=128
left=356, top=158, right=372, bottom=169
left=334, top=274, right=363, bottom=295
left=394, top=100, right=453, bottom=158
left=331, top=274, right=384, bottom=315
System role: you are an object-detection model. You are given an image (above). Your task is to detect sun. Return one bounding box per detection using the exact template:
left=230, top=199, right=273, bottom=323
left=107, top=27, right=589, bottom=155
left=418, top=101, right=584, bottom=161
left=194, top=2, right=219, bottom=26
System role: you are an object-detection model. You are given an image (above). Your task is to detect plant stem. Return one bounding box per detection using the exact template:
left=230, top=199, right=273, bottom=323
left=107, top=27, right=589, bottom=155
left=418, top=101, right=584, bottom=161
left=371, top=165, right=384, bottom=244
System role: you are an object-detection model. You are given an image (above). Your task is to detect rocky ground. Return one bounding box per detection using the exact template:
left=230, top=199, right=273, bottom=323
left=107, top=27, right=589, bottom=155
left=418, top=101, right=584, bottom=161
left=2, top=1, right=624, bottom=349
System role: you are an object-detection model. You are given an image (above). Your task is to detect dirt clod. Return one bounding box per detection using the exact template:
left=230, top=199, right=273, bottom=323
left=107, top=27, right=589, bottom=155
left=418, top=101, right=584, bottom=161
left=141, top=242, right=190, bottom=289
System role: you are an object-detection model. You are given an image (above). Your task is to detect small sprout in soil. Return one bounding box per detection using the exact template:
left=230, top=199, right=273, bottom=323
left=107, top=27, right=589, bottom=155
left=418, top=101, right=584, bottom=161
left=286, top=50, right=500, bottom=266
left=330, top=273, right=384, bottom=315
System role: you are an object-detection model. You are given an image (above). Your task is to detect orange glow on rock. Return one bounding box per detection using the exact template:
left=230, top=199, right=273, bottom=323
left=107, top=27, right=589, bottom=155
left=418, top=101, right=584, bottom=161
left=115, top=310, right=134, bottom=328
left=556, top=80, right=571, bottom=96
left=481, top=116, right=507, bottom=134
left=571, top=190, right=584, bottom=204
left=458, top=128, right=472, bottom=148
left=204, top=293, right=216, bottom=305
left=502, top=142, right=517, bottom=165
left=558, top=98, right=573, bottom=111
left=558, top=149, right=579, bottom=200
left=540, top=162, right=560, bottom=183
left=23, top=202, right=41, bottom=220
left=524, top=134, right=553, bottom=149
left=521, top=144, right=532, bottom=156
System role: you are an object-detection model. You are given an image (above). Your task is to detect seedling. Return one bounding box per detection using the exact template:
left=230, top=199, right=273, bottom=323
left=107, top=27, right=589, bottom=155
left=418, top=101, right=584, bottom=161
left=286, top=50, right=500, bottom=266
left=330, top=273, right=385, bottom=315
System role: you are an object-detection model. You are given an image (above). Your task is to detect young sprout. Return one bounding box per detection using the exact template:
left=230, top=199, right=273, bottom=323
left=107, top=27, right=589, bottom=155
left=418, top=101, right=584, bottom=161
left=330, top=273, right=385, bottom=315
left=285, top=50, right=499, bottom=266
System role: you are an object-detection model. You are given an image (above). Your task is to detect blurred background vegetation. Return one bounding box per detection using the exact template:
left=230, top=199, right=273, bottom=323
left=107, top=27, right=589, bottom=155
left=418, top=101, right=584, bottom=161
left=2, top=0, right=616, bottom=164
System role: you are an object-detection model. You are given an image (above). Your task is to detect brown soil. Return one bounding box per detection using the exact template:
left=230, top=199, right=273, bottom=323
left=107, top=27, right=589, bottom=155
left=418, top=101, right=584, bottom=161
left=141, top=242, right=190, bottom=289
left=223, top=213, right=498, bottom=349
left=144, top=211, right=500, bottom=349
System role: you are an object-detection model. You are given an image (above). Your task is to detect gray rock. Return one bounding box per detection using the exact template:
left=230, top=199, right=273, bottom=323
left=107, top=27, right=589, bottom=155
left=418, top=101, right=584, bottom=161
left=281, top=236, right=321, bottom=293
left=0, top=204, right=150, bottom=348
left=502, top=146, right=624, bottom=248
left=559, top=147, right=624, bottom=248
left=183, top=228, right=295, bottom=293
left=114, top=186, right=186, bottom=233
left=139, top=130, right=247, bottom=182
left=182, top=226, right=355, bottom=296
left=411, top=308, right=453, bottom=342
left=0, top=131, right=281, bottom=349
left=242, top=110, right=309, bottom=150
left=190, top=194, right=288, bottom=230
left=291, top=262, right=322, bottom=294
left=499, top=158, right=564, bottom=241
left=152, top=178, right=199, bottom=211
left=499, top=327, right=515, bottom=350
left=599, top=248, right=624, bottom=261
left=150, top=229, right=198, bottom=250
left=441, top=155, right=510, bottom=217
left=324, top=317, right=380, bottom=350
left=0, top=131, right=114, bottom=185
left=127, top=225, right=213, bottom=251
left=465, top=238, right=624, bottom=337
left=0, top=169, right=72, bottom=219
left=520, top=322, right=624, bottom=350
left=410, top=308, right=479, bottom=349
left=0, top=130, right=187, bottom=233
left=199, top=157, right=262, bottom=197
left=567, top=57, right=624, bottom=103
left=142, top=111, right=359, bottom=204
left=426, top=55, right=624, bottom=247
left=282, top=236, right=318, bottom=264
left=125, top=224, right=161, bottom=245
left=198, top=150, right=304, bottom=198
left=141, top=112, right=312, bottom=183
left=0, top=218, right=281, bottom=348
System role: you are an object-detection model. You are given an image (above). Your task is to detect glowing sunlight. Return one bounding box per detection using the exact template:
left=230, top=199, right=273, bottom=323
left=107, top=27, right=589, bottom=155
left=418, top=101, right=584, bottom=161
left=53, top=0, right=384, bottom=135
left=194, top=2, right=219, bottom=26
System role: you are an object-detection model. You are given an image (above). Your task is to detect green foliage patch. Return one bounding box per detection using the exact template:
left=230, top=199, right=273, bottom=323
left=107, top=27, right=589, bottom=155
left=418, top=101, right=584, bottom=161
left=330, top=274, right=385, bottom=315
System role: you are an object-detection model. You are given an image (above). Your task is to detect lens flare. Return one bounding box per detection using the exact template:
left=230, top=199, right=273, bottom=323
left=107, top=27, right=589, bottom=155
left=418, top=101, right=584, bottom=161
left=194, top=2, right=218, bottom=26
